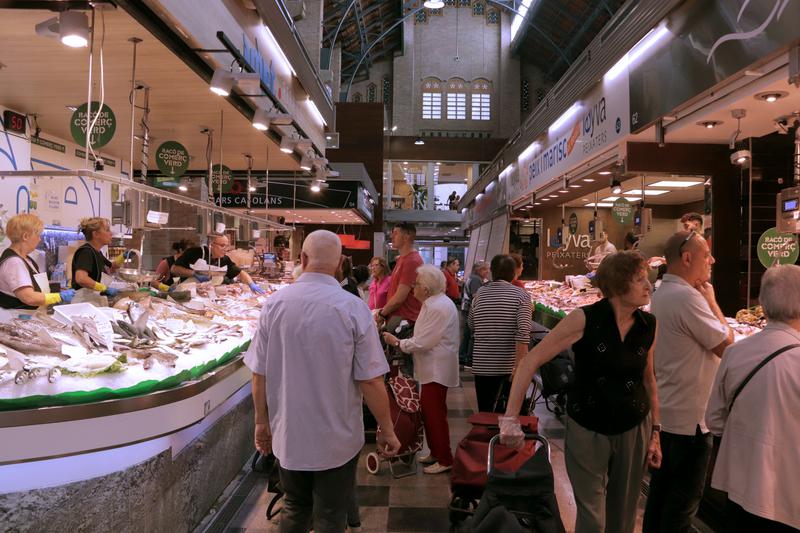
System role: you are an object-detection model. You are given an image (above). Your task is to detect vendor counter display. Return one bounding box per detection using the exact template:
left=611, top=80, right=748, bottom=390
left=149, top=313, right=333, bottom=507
left=0, top=280, right=286, bottom=411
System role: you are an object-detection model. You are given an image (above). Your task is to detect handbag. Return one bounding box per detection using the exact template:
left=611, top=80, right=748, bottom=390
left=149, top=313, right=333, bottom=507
left=728, top=343, right=800, bottom=412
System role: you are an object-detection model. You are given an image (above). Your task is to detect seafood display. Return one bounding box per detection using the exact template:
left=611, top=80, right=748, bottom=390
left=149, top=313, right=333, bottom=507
left=0, top=281, right=287, bottom=405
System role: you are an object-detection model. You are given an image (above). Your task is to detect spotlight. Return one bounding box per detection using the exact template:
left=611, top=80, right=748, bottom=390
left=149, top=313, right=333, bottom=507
left=280, top=136, right=296, bottom=153
left=611, top=178, right=622, bottom=194
left=252, top=108, right=270, bottom=130
left=248, top=185, right=256, bottom=192
left=598, top=171, right=612, bottom=175
left=392, top=125, right=398, bottom=132
left=755, top=91, right=787, bottom=103
left=310, top=182, right=321, bottom=192
left=178, top=179, right=189, bottom=192
left=414, top=137, right=425, bottom=145
left=730, top=149, right=751, bottom=166
left=697, top=120, right=722, bottom=129
left=209, top=69, right=235, bottom=96
left=59, top=11, right=89, bottom=48
left=300, top=154, right=313, bottom=171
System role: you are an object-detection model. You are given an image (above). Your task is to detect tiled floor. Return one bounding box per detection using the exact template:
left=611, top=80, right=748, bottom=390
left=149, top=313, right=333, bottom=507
left=210, top=372, right=701, bottom=533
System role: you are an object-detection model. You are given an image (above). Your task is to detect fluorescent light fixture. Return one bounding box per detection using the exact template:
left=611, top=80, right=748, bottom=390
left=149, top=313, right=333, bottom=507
left=511, top=0, right=534, bottom=40
left=519, top=141, right=540, bottom=161
left=604, top=23, right=671, bottom=81
left=476, top=193, right=484, bottom=201
left=209, top=69, right=234, bottom=96
left=623, top=189, right=669, bottom=196
left=569, top=184, right=581, bottom=188
left=601, top=196, right=620, bottom=202
left=263, top=24, right=296, bottom=76
left=306, top=98, right=327, bottom=126
left=548, top=194, right=559, bottom=198
left=598, top=171, right=612, bottom=175
left=541, top=198, right=550, bottom=201
left=587, top=202, right=614, bottom=207
left=424, top=0, right=444, bottom=8
left=59, top=11, right=89, bottom=48
left=549, top=102, right=582, bottom=133
left=650, top=180, right=703, bottom=188
left=280, top=136, right=296, bottom=153
left=533, top=202, right=542, bottom=205
left=583, top=178, right=595, bottom=182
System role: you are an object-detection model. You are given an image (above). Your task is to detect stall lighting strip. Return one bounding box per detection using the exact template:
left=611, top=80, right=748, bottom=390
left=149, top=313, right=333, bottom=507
left=0, top=170, right=291, bottom=231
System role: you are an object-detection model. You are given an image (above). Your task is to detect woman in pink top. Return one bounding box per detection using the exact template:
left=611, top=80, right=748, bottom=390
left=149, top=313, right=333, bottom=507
left=368, top=256, right=392, bottom=310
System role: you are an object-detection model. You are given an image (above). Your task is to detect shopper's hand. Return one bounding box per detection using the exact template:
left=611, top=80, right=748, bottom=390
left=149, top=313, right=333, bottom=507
left=255, top=422, right=272, bottom=456
left=498, top=416, right=525, bottom=449
left=646, top=431, right=662, bottom=469
left=694, top=281, right=716, bottom=305
left=194, top=273, right=210, bottom=283
left=377, top=429, right=401, bottom=458
left=374, top=311, right=386, bottom=327
left=249, top=282, right=266, bottom=295
left=59, top=289, right=75, bottom=303
left=382, top=332, right=398, bottom=346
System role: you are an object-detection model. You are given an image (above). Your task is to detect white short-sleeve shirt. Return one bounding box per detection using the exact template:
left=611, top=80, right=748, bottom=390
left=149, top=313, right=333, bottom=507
left=0, top=255, right=37, bottom=297
left=244, top=272, right=389, bottom=471
left=650, top=274, right=729, bottom=435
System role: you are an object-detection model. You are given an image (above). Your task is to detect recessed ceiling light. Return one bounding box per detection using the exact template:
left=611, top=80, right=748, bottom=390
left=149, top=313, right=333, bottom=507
left=649, top=180, right=703, bottom=187
left=583, top=178, right=595, bottom=182
left=569, top=184, right=581, bottom=188
left=558, top=189, right=568, bottom=193
left=601, top=196, right=620, bottom=202
left=533, top=202, right=541, bottom=205
left=587, top=202, right=614, bottom=207
left=548, top=194, right=559, bottom=198
left=598, top=171, right=612, bottom=175
left=697, top=120, right=722, bottom=129
left=541, top=198, right=550, bottom=201
left=581, top=198, right=588, bottom=202
left=755, top=91, right=787, bottom=103
left=623, top=189, right=669, bottom=196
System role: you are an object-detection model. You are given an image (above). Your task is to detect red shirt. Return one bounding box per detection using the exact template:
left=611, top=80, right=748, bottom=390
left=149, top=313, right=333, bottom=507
left=444, top=269, right=460, bottom=300
left=387, top=251, right=424, bottom=322
left=512, top=279, right=525, bottom=289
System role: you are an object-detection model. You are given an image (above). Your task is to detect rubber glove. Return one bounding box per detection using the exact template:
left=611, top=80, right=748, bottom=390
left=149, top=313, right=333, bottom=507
left=194, top=273, right=210, bottom=283
left=44, top=293, right=62, bottom=306
left=249, top=282, right=266, bottom=294
left=113, top=253, right=126, bottom=266
left=105, top=287, right=119, bottom=297
left=157, top=283, right=170, bottom=292
left=93, top=281, right=108, bottom=292
left=59, top=289, right=75, bottom=303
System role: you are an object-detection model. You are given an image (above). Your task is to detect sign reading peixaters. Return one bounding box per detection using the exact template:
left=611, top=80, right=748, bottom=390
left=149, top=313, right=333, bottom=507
left=757, top=227, right=799, bottom=268
left=70, top=102, right=116, bottom=148
left=155, top=141, right=190, bottom=177
left=611, top=198, right=633, bottom=224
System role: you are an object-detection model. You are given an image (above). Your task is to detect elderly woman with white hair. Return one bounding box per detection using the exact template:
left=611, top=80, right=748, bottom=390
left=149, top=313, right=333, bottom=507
left=383, top=263, right=460, bottom=474
left=706, top=264, right=800, bottom=532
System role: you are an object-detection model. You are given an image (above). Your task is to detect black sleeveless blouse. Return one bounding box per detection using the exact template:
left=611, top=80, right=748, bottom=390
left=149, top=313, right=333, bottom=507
left=567, top=298, right=656, bottom=435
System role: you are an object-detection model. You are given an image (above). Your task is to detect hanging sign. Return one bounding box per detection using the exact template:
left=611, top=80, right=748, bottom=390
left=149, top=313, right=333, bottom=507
left=757, top=227, right=799, bottom=268
left=212, top=164, right=234, bottom=193
left=611, top=198, right=633, bottom=224
left=155, top=141, right=190, bottom=177
left=568, top=212, right=578, bottom=234
left=70, top=102, right=116, bottom=148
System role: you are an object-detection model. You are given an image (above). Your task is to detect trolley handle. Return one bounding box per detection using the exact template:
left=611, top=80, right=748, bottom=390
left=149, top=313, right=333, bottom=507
left=487, top=433, right=550, bottom=476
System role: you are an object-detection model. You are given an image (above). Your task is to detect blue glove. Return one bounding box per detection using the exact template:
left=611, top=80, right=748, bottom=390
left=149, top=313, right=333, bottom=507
left=105, top=287, right=119, bottom=297
left=60, top=289, right=75, bottom=303
left=249, top=282, right=266, bottom=294
left=194, top=273, right=210, bottom=283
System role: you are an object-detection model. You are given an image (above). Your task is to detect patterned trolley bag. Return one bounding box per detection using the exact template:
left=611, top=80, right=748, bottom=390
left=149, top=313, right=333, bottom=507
left=365, top=372, right=425, bottom=478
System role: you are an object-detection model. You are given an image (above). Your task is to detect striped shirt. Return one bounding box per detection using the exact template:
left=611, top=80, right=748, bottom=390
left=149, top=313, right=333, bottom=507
left=468, top=280, right=532, bottom=375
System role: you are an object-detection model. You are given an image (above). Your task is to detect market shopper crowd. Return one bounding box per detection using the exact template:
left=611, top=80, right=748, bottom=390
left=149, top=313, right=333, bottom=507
left=242, top=221, right=800, bottom=533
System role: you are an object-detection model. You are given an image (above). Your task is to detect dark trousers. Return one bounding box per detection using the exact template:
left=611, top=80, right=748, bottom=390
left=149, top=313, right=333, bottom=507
left=474, top=374, right=510, bottom=413
left=278, top=454, right=359, bottom=533
left=459, top=314, right=473, bottom=365
left=643, top=426, right=713, bottom=533
left=725, top=498, right=799, bottom=532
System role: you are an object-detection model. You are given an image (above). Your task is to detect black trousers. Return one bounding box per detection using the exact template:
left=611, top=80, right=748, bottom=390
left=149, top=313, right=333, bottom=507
left=642, top=426, right=713, bottom=533
left=277, top=454, right=359, bottom=533
left=473, top=374, right=510, bottom=413
left=725, top=498, right=799, bottom=532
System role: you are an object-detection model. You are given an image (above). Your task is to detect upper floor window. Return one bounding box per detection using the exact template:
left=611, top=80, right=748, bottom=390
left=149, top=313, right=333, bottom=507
left=471, top=79, right=492, bottom=120
left=421, top=77, right=443, bottom=119
left=447, top=93, right=466, bottom=119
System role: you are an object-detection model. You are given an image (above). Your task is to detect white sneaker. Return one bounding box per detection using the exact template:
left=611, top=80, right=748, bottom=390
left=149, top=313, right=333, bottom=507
left=423, top=462, right=452, bottom=474
left=418, top=453, right=436, bottom=465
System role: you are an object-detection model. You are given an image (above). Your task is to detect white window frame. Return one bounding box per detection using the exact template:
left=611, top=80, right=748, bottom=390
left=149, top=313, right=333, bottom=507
left=447, top=92, right=466, bottom=120
left=422, top=92, right=442, bottom=119
left=471, top=93, right=491, bottom=120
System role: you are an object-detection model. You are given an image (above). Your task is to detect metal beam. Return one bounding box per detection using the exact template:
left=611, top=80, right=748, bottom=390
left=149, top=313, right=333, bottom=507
left=545, top=0, right=609, bottom=80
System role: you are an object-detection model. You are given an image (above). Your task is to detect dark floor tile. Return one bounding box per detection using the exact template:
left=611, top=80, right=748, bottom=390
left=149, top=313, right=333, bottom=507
left=447, top=408, right=474, bottom=418
left=543, top=427, right=566, bottom=439
left=387, top=507, right=452, bottom=532
left=356, top=485, right=391, bottom=507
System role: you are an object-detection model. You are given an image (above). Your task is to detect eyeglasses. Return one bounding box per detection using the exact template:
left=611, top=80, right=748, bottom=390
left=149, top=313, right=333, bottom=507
left=678, top=232, right=695, bottom=254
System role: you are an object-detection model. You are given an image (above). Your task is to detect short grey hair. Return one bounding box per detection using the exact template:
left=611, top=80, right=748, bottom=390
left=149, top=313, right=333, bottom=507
left=759, top=264, right=800, bottom=322
left=415, top=264, right=446, bottom=296
left=302, top=230, right=342, bottom=271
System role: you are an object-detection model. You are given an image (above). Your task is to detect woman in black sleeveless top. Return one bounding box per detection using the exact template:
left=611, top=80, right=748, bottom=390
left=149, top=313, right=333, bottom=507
left=501, top=251, right=662, bottom=533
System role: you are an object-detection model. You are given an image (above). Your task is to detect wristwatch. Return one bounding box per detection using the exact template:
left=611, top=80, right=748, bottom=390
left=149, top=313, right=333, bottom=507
left=652, top=424, right=662, bottom=433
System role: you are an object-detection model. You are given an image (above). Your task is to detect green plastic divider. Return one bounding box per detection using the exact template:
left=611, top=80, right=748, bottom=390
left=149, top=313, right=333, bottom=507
left=0, top=340, right=251, bottom=412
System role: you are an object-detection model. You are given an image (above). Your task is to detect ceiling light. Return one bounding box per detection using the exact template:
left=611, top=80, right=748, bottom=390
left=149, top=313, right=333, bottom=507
left=650, top=180, right=703, bottom=187
left=611, top=179, right=622, bottom=194
left=558, top=188, right=568, bottom=193
left=392, top=125, right=398, bottom=132
left=623, top=189, right=669, bottom=196
left=755, top=91, right=787, bottom=103
left=601, top=196, right=620, bottom=202
left=209, top=69, right=235, bottom=96
left=598, top=171, right=612, bottom=175
left=414, top=137, right=425, bottom=145
left=587, top=202, right=614, bottom=207
left=697, top=120, right=722, bottom=129
left=59, top=11, right=90, bottom=48
left=248, top=185, right=257, bottom=192
left=581, top=198, right=588, bottom=202
left=583, top=178, right=595, bottom=182
left=300, top=154, right=313, bottom=171
left=548, top=194, right=559, bottom=198
left=731, top=149, right=751, bottom=166
left=569, top=184, right=581, bottom=188
left=280, top=136, right=296, bottom=153
left=424, top=0, right=445, bottom=7
left=252, top=108, right=270, bottom=130
left=549, top=102, right=583, bottom=133
left=178, top=180, right=189, bottom=192
left=533, top=202, right=541, bottom=205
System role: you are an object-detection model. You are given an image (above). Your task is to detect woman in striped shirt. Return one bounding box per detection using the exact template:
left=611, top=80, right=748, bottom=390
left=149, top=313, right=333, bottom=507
left=468, top=254, right=532, bottom=412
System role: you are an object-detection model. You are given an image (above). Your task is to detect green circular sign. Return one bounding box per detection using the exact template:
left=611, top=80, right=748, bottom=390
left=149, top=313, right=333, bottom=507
left=70, top=102, right=116, bottom=148
left=568, top=212, right=578, bottom=235
left=611, top=198, right=633, bottom=224
left=155, top=141, right=190, bottom=177
left=212, top=164, right=234, bottom=193
left=757, top=227, right=799, bottom=268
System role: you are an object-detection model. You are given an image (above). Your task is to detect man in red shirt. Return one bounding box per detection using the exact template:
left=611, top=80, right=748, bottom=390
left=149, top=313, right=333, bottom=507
left=443, top=257, right=461, bottom=304
left=376, top=222, right=424, bottom=329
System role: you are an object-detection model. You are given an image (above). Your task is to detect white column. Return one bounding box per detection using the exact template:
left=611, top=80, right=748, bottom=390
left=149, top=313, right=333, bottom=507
left=426, top=162, right=435, bottom=210
left=385, top=160, right=393, bottom=209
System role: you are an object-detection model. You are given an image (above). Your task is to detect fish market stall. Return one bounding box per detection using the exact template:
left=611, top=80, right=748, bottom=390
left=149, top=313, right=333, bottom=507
left=0, top=282, right=285, bottom=532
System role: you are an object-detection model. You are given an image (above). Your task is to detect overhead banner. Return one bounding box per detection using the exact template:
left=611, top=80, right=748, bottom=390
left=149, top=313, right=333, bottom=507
left=155, top=141, right=190, bottom=178
left=70, top=102, right=116, bottom=149
left=629, top=0, right=800, bottom=132
left=511, top=66, right=629, bottom=203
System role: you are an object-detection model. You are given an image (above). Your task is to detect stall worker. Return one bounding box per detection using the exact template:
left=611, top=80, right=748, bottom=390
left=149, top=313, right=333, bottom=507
left=680, top=212, right=703, bottom=234
left=443, top=257, right=461, bottom=305
left=510, top=252, right=525, bottom=288
left=171, top=234, right=265, bottom=294
left=153, top=239, right=193, bottom=291
left=0, top=214, right=74, bottom=309
left=72, top=217, right=122, bottom=296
